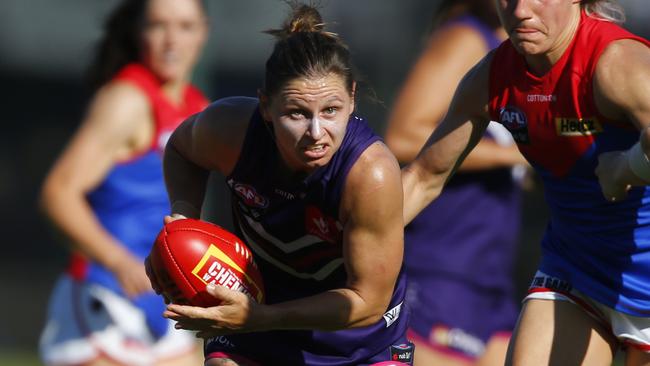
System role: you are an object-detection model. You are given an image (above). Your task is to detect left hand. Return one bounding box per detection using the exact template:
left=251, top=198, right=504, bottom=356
left=164, top=284, right=266, bottom=338
left=595, top=151, right=631, bottom=202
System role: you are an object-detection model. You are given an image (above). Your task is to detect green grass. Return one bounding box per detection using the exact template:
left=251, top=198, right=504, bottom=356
left=0, top=349, right=41, bottom=366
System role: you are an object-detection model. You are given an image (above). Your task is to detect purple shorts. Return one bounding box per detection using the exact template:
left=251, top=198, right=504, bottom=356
left=405, top=272, right=517, bottom=360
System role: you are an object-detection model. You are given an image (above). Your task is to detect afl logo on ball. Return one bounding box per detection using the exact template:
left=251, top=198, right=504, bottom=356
left=499, top=106, right=530, bottom=144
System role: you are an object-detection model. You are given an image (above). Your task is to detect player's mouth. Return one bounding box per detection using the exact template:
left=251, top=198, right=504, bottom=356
left=513, top=27, right=541, bottom=39
left=303, top=143, right=329, bottom=159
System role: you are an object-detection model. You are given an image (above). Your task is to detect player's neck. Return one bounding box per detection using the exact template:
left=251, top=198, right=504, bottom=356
left=161, top=79, right=188, bottom=107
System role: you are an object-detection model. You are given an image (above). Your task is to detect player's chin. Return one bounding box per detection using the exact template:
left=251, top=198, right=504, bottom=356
left=512, top=40, right=547, bottom=56
left=301, top=156, right=332, bottom=173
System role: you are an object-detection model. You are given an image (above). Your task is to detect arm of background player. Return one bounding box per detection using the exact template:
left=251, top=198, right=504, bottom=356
left=163, top=96, right=254, bottom=218
left=385, top=24, right=527, bottom=171
left=401, top=54, right=493, bottom=225
left=40, top=82, right=153, bottom=297
left=594, top=39, right=650, bottom=201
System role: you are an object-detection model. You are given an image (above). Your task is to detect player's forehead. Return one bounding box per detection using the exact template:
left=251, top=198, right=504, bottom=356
left=274, top=73, right=350, bottom=104
left=145, top=0, right=206, bottom=23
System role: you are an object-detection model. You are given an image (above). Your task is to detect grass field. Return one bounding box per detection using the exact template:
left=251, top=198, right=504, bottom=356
left=0, top=349, right=40, bottom=366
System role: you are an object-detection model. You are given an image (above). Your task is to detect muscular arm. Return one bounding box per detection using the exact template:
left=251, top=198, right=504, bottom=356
left=401, top=54, right=494, bottom=224
left=40, top=82, right=153, bottom=296
left=594, top=39, right=650, bottom=200
left=261, top=143, right=404, bottom=330
left=385, top=24, right=526, bottom=171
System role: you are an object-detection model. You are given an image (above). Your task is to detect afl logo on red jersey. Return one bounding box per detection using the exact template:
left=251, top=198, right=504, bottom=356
left=499, top=106, right=530, bottom=144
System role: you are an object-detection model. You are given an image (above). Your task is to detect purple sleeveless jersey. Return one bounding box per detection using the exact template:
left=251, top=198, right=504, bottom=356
left=205, top=106, right=412, bottom=365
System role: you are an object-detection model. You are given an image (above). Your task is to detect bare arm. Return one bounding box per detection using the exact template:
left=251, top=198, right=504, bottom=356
left=594, top=39, right=650, bottom=201
left=385, top=24, right=526, bottom=171
left=163, top=96, right=255, bottom=217
left=402, top=54, right=493, bottom=224
left=263, top=142, right=404, bottom=330
left=40, top=82, right=153, bottom=296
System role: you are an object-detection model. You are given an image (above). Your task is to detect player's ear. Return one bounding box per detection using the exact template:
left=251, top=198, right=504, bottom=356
left=257, top=89, right=272, bottom=122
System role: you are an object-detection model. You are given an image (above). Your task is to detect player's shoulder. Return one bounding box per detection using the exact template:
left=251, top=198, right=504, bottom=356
left=201, top=96, right=258, bottom=126
left=83, top=80, right=151, bottom=134
left=594, top=38, right=650, bottom=103
left=347, top=142, right=401, bottom=195
left=195, top=96, right=257, bottom=134
left=598, top=38, right=650, bottom=72
left=95, top=80, right=150, bottom=111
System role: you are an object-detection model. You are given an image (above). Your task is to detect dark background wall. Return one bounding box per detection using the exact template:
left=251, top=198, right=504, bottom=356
left=1, top=0, right=647, bottom=355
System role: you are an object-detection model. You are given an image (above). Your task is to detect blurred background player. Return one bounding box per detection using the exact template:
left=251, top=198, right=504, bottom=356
left=37, top=0, right=209, bottom=365
left=400, top=0, right=650, bottom=365
left=147, top=3, right=413, bottom=365
left=384, top=0, right=528, bottom=365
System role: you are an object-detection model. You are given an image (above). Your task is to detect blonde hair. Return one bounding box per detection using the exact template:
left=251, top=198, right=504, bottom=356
left=582, top=0, right=626, bottom=24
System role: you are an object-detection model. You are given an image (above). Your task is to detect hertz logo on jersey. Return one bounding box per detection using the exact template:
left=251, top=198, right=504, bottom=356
left=555, top=117, right=603, bottom=136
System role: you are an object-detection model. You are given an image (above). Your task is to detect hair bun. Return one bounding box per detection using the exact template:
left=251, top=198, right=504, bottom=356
left=287, top=4, right=324, bottom=33
left=264, top=2, right=339, bottom=40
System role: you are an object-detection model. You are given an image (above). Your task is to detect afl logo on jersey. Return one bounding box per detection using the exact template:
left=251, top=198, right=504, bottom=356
left=499, top=106, right=530, bottom=144
left=232, top=182, right=269, bottom=209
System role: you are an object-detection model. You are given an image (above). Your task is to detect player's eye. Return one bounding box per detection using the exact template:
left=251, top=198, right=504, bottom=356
left=323, top=107, right=338, bottom=115
left=288, top=110, right=307, bottom=119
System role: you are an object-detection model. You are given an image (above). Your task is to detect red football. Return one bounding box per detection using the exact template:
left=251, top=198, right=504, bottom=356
left=148, top=218, right=264, bottom=307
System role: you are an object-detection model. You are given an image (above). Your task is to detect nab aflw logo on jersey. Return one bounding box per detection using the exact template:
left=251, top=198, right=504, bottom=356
left=499, top=106, right=529, bottom=144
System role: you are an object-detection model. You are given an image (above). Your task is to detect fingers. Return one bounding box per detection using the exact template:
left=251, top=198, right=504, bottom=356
left=165, top=303, right=208, bottom=320
left=206, top=283, right=232, bottom=299
left=164, top=213, right=187, bottom=224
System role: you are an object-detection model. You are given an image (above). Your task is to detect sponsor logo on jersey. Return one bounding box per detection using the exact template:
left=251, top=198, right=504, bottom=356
left=192, top=244, right=263, bottom=302
left=555, top=117, right=603, bottom=136
left=527, top=94, right=557, bottom=103
left=274, top=188, right=296, bottom=200
left=499, top=106, right=530, bottom=144
left=207, top=335, right=236, bottom=348
left=305, top=206, right=342, bottom=244
left=228, top=179, right=269, bottom=209
left=390, top=342, right=414, bottom=363
left=430, top=325, right=485, bottom=357
left=383, top=301, right=403, bottom=328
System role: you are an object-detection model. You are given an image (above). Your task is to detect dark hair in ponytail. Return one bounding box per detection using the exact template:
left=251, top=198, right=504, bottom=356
left=262, top=1, right=356, bottom=97
left=86, top=0, right=147, bottom=90
left=86, top=0, right=207, bottom=90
